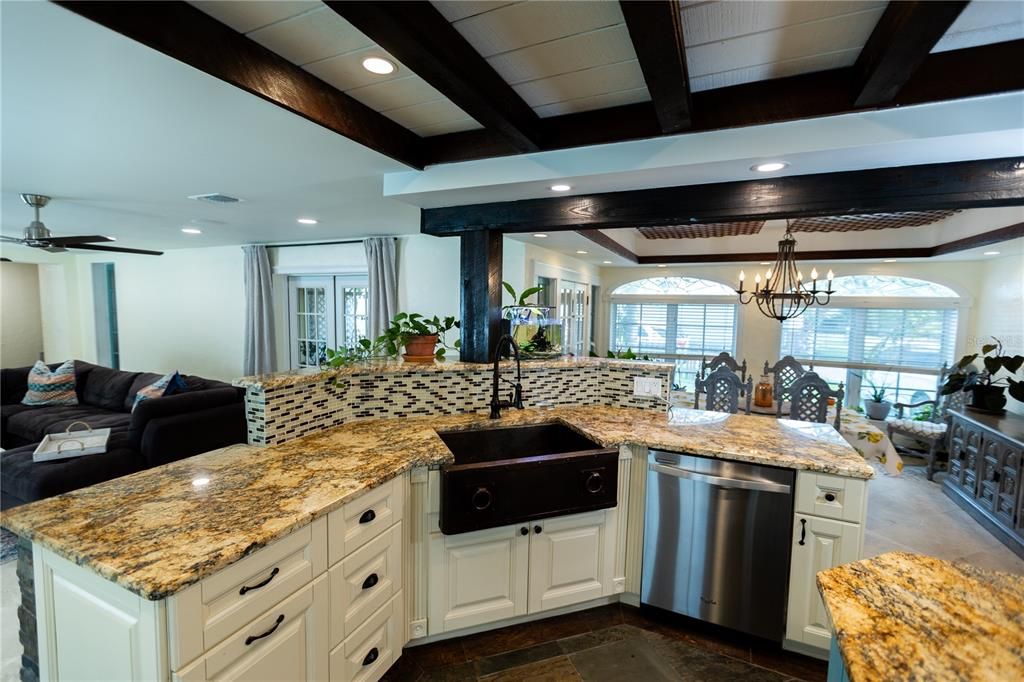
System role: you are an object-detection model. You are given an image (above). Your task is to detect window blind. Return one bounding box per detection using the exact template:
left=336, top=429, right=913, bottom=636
left=780, top=306, right=958, bottom=370
left=610, top=303, right=737, bottom=357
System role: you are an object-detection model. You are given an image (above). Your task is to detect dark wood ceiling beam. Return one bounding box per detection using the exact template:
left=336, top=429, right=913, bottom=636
left=422, top=157, right=1024, bottom=234
left=576, top=230, right=640, bottom=263
left=55, top=1, right=424, bottom=169
left=620, top=1, right=692, bottom=133
left=325, top=1, right=543, bottom=153
left=853, top=0, right=969, bottom=107
left=424, top=39, right=1022, bottom=166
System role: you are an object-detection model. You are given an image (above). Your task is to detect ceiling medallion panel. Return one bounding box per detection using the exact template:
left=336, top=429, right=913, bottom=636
left=790, top=210, right=960, bottom=232
left=638, top=221, right=765, bottom=239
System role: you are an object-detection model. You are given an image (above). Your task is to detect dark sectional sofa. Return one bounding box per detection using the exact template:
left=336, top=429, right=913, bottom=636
left=1, top=361, right=247, bottom=508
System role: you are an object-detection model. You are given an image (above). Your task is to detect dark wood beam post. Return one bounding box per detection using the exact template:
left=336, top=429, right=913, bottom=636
left=853, top=0, right=968, bottom=107
left=620, top=0, right=692, bottom=133
left=459, top=231, right=503, bottom=363
left=326, top=1, right=543, bottom=153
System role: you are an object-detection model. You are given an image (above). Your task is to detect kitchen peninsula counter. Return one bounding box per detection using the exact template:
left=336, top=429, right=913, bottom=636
left=2, top=406, right=873, bottom=600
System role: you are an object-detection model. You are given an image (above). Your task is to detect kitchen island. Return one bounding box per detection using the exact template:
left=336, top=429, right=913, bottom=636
left=817, top=551, right=1024, bottom=681
left=2, top=406, right=874, bottom=680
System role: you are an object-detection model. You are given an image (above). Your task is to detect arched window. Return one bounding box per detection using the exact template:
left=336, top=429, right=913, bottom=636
left=780, top=275, right=963, bottom=407
left=609, top=277, right=739, bottom=390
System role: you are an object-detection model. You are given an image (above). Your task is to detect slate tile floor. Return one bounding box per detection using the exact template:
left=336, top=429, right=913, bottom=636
left=383, top=604, right=827, bottom=682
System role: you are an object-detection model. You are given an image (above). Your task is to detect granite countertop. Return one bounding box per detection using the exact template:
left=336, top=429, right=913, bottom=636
left=233, top=356, right=670, bottom=390
left=817, top=551, right=1024, bottom=682
left=2, top=406, right=871, bottom=600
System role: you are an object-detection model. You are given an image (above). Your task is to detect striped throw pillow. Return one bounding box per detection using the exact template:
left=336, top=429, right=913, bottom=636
left=22, top=360, right=78, bottom=406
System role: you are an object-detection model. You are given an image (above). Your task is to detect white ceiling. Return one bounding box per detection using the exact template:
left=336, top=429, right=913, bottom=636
left=933, top=0, right=1024, bottom=52
left=1, top=1, right=419, bottom=252
left=190, top=1, right=483, bottom=137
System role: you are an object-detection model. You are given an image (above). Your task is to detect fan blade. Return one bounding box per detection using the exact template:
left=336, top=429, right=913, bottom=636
left=43, top=246, right=69, bottom=253
left=0, top=235, right=25, bottom=243
left=64, top=243, right=163, bottom=256
left=46, top=235, right=115, bottom=245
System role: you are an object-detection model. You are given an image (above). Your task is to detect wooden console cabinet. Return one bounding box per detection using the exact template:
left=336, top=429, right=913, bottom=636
left=943, top=409, right=1024, bottom=559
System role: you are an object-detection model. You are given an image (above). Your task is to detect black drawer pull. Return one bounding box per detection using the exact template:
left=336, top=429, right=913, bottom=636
left=534, top=525, right=542, bottom=534
left=245, top=614, right=284, bottom=645
left=359, top=509, right=376, bottom=524
left=363, top=647, right=379, bottom=666
left=239, top=567, right=279, bottom=595
left=824, top=492, right=836, bottom=502
left=520, top=526, right=529, bottom=536
left=362, top=573, right=379, bottom=590
left=798, top=519, right=807, bottom=546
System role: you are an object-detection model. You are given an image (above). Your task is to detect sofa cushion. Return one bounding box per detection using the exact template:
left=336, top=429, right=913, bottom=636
left=1, top=435, right=145, bottom=509
left=22, top=360, right=78, bottom=406
left=1, top=403, right=36, bottom=447
left=124, top=372, right=163, bottom=412
left=5, top=405, right=131, bottom=444
left=80, top=365, right=139, bottom=412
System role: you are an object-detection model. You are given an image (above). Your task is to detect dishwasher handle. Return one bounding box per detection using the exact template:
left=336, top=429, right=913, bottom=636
left=650, top=462, right=791, bottom=494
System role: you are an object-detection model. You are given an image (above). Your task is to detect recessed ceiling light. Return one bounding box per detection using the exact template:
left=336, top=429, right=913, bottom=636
left=983, top=251, right=1000, bottom=255
left=533, top=233, right=548, bottom=238
left=297, top=218, right=318, bottom=225
left=883, top=259, right=897, bottom=263
left=362, top=57, right=395, bottom=75
left=576, top=250, right=588, bottom=255
left=751, top=162, right=788, bottom=173
left=181, top=228, right=202, bottom=235
left=657, top=264, right=667, bottom=268
left=550, top=184, right=572, bottom=192
left=602, top=260, right=612, bottom=264
left=759, top=261, right=772, bottom=265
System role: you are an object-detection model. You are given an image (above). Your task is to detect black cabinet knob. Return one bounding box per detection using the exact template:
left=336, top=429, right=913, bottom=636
left=359, top=509, right=376, bottom=524
left=824, top=493, right=836, bottom=502
left=362, top=647, right=379, bottom=666
left=534, top=525, right=542, bottom=534
left=472, top=487, right=494, bottom=511
left=520, top=526, right=529, bottom=536
left=361, top=573, right=379, bottom=590
left=586, top=472, right=604, bottom=494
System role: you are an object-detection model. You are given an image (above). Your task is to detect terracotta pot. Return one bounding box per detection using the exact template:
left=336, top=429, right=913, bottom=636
left=403, top=334, right=439, bottom=363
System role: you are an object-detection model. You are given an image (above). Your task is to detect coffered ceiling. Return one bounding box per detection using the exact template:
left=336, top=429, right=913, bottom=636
left=74, top=0, right=1023, bottom=168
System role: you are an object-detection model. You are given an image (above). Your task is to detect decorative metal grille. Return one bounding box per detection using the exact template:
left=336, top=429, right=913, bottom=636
left=637, top=221, right=765, bottom=239
left=790, top=210, right=959, bottom=233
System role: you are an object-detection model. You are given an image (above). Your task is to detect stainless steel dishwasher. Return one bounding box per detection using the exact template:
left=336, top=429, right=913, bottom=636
left=641, top=450, right=795, bottom=642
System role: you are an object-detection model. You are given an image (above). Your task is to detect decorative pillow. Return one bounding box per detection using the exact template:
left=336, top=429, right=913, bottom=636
left=22, top=360, right=78, bottom=406
left=132, top=371, right=185, bottom=411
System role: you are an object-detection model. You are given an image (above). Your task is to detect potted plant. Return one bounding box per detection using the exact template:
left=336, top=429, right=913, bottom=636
left=860, top=376, right=893, bottom=420
left=380, top=312, right=460, bottom=363
left=942, top=337, right=1024, bottom=413
left=501, top=282, right=561, bottom=358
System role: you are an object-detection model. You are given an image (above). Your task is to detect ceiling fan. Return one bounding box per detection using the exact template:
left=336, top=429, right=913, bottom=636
left=0, top=194, right=163, bottom=255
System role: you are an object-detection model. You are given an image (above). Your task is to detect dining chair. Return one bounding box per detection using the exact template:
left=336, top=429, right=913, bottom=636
left=886, top=363, right=967, bottom=480
left=695, top=365, right=753, bottom=414
left=699, top=352, right=748, bottom=383
left=781, top=372, right=844, bottom=430
left=763, top=355, right=813, bottom=404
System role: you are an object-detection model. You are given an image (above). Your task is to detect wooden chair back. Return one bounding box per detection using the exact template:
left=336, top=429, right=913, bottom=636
left=700, top=352, right=748, bottom=383
left=695, top=365, right=753, bottom=414
left=782, top=371, right=845, bottom=430
left=764, top=355, right=812, bottom=404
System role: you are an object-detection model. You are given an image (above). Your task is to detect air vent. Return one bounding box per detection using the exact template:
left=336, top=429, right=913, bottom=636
left=188, top=193, right=243, bottom=204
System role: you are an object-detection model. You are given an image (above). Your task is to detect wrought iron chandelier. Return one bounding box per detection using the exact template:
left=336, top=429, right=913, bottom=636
left=736, top=224, right=834, bottom=321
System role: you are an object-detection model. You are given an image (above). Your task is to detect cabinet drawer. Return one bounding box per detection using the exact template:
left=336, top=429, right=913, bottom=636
left=329, top=592, right=403, bottom=682
left=176, top=575, right=328, bottom=682
left=794, top=472, right=866, bottom=523
left=198, top=518, right=327, bottom=651
left=329, top=479, right=404, bottom=565
left=330, top=523, right=402, bottom=648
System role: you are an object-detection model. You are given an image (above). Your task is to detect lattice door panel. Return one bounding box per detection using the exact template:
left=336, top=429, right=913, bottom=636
left=792, top=386, right=828, bottom=423
left=707, top=377, right=739, bottom=414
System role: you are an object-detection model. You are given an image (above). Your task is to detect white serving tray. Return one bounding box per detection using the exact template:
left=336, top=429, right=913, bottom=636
left=33, top=423, right=111, bottom=463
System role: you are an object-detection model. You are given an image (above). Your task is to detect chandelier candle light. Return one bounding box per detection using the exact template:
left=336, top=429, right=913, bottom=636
left=736, top=225, right=835, bottom=321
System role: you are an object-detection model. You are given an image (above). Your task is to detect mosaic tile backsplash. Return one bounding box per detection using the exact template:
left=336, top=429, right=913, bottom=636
left=239, top=359, right=673, bottom=445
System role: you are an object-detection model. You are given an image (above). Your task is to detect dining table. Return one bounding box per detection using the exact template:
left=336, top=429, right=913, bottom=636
left=673, top=392, right=904, bottom=475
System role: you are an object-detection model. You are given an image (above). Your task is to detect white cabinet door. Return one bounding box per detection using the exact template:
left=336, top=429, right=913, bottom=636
left=785, top=514, right=861, bottom=651
left=528, top=510, right=613, bottom=613
left=176, top=576, right=329, bottom=682
left=427, top=524, right=529, bottom=634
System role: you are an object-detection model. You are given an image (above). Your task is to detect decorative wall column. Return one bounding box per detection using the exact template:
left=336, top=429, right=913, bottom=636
left=459, top=230, right=503, bottom=363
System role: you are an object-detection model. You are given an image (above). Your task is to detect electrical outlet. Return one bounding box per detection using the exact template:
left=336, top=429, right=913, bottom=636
left=645, top=378, right=663, bottom=397
left=633, top=377, right=663, bottom=397
left=633, top=377, right=646, bottom=396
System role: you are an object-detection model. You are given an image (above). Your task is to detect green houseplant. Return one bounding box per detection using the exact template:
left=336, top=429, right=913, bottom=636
left=942, top=337, right=1024, bottom=413
left=854, top=374, right=893, bottom=420
left=501, top=282, right=561, bottom=357
left=380, top=312, right=460, bottom=362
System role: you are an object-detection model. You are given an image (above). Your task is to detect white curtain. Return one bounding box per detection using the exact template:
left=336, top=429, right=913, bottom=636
left=243, top=245, right=277, bottom=375
left=364, top=237, right=398, bottom=338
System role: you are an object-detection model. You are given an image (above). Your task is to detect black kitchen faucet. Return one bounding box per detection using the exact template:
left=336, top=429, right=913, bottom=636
left=489, top=334, right=524, bottom=419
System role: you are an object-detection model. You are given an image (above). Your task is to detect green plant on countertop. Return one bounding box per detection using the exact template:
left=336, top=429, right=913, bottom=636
left=324, top=312, right=461, bottom=367
left=501, top=281, right=544, bottom=311
left=378, top=312, right=461, bottom=359
left=592, top=348, right=652, bottom=361
left=942, top=337, right=1024, bottom=401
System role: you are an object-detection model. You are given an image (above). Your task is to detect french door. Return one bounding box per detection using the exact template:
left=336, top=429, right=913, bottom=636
left=287, top=276, right=368, bottom=369
left=559, top=281, right=589, bottom=357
